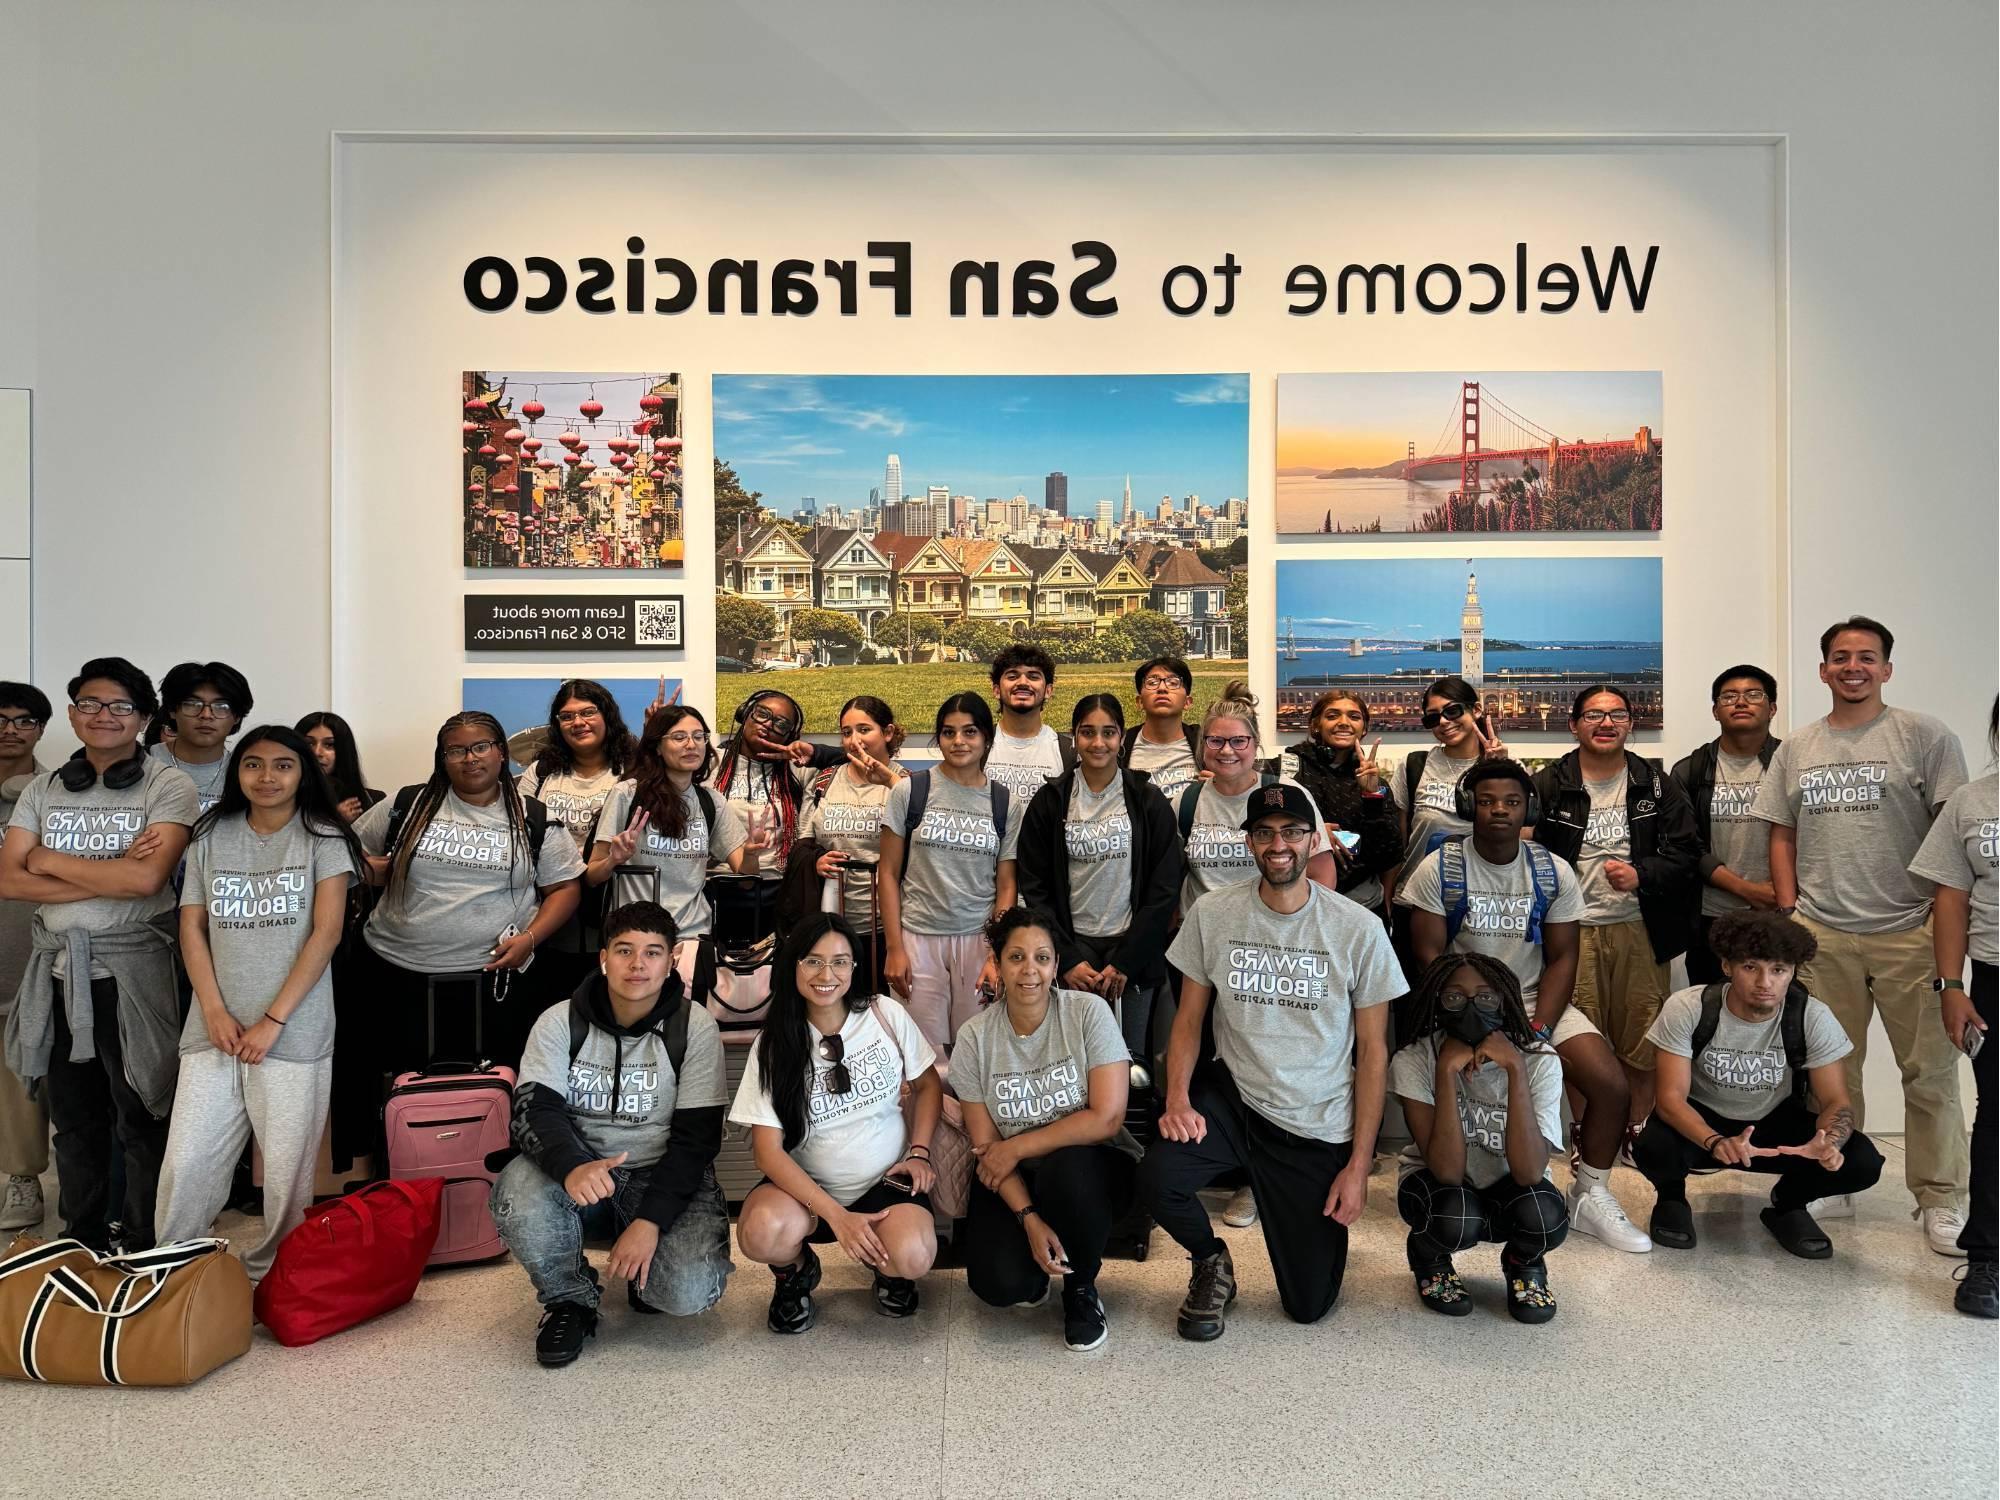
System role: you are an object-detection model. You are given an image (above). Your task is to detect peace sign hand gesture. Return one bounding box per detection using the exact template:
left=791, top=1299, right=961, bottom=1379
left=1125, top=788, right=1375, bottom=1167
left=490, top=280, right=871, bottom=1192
left=1473, top=717, right=1509, bottom=762
left=645, top=676, right=680, bottom=721
left=846, top=743, right=898, bottom=788
left=1354, top=737, right=1387, bottom=795
left=603, top=809, right=650, bottom=866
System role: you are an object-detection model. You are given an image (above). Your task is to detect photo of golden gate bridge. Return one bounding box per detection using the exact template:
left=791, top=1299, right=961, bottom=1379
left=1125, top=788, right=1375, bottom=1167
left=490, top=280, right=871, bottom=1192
left=1276, top=371, right=1662, bottom=535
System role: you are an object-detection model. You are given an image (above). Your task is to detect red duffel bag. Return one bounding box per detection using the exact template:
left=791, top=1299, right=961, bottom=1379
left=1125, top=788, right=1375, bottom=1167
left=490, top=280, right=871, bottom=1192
left=255, top=1177, right=444, bottom=1347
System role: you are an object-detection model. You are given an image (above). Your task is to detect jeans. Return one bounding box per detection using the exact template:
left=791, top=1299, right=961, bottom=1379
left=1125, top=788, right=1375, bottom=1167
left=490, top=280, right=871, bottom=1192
left=1632, top=1095, right=1885, bottom=1211
left=491, top=1154, right=733, bottom=1314
left=963, top=1144, right=1137, bottom=1304
left=45, top=977, right=169, bottom=1251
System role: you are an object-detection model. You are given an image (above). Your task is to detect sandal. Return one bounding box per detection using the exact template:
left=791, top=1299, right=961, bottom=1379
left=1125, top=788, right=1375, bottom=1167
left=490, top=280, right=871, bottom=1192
left=1505, top=1258, right=1559, bottom=1324
left=1414, top=1261, right=1474, bottom=1317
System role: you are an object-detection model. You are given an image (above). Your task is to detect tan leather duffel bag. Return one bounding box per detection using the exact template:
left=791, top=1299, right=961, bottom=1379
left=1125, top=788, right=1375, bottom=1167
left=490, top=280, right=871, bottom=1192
left=0, top=1236, right=252, bottom=1386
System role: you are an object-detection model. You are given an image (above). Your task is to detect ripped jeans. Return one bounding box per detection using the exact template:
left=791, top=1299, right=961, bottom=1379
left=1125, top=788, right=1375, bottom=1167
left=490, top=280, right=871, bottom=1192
left=491, top=1155, right=733, bottom=1314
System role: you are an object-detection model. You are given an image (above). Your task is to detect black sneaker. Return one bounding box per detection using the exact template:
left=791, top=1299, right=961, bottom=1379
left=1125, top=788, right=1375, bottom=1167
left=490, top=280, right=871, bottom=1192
left=1504, top=1258, right=1558, bottom=1324
left=1761, top=1204, right=1833, bottom=1260
left=627, top=1281, right=662, bottom=1315
left=768, top=1244, right=822, bottom=1335
left=873, top=1272, right=920, bottom=1318
left=1650, top=1198, right=1696, bottom=1250
left=1954, top=1261, right=1998, bottom=1319
left=1175, top=1244, right=1236, bottom=1342
left=1062, top=1281, right=1108, bottom=1352
left=535, top=1301, right=599, bottom=1368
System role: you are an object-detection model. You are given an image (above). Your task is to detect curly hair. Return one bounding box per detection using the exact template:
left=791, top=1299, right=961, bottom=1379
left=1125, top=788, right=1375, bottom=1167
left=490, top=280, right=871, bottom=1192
left=1709, top=910, right=1819, bottom=968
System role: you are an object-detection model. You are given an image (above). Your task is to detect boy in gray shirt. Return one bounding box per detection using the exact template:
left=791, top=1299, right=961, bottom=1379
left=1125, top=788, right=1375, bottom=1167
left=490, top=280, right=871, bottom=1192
left=0, top=680, right=50, bottom=1230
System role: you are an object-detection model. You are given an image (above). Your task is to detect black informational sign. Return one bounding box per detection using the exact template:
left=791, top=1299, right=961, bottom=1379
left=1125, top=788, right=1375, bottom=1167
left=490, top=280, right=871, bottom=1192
left=464, top=593, right=684, bottom=652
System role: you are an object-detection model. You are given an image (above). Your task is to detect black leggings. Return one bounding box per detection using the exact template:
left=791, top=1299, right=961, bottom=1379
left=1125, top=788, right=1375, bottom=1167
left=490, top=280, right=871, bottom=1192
left=1965, top=960, right=1996, bottom=1264
left=1397, top=1167, right=1569, bottom=1268
left=44, top=978, right=168, bottom=1252
left=963, top=1144, right=1137, bottom=1302
left=1632, top=1095, right=1885, bottom=1211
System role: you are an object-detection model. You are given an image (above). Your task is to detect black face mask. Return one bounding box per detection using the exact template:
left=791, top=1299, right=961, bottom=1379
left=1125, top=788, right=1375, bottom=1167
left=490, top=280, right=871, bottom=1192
left=1444, top=1004, right=1503, bottom=1047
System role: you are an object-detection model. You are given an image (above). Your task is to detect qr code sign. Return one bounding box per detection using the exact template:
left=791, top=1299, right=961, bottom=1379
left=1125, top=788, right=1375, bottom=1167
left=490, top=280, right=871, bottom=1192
left=634, top=599, right=682, bottom=647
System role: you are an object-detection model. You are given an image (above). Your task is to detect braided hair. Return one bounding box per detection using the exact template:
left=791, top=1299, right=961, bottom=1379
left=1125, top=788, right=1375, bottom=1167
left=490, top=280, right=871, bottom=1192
left=385, top=711, right=535, bottom=908
left=714, top=689, right=807, bottom=861
left=1402, top=951, right=1545, bottom=1053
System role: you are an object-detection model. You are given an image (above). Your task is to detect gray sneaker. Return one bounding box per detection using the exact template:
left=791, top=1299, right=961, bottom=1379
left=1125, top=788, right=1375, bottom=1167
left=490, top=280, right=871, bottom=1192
left=0, top=1175, right=42, bottom=1232
left=1175, top=1244, right=1237, bottom=1342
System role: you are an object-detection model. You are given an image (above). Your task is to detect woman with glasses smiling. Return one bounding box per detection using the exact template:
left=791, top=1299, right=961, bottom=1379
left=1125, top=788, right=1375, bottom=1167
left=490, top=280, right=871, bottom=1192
left=1178, top=679, right=1335, bottom=911
left=351, top=711, right=585, bottom=1070
left=730, top=914, right=942, bottom=1333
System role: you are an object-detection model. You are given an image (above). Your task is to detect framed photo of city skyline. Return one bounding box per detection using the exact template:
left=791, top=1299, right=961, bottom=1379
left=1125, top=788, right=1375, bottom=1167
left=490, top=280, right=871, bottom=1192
left=1273, top=555, right=1664, bottom=735
left=1276, top=371, right=1663, bottom=536
left=709, top=373, right=1250, bottom=726
left=462, top=371, right=684, bottom=570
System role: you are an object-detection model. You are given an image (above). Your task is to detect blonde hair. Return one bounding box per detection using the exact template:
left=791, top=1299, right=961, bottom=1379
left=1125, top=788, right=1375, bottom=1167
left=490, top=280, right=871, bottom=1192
left=1202, top=678, right=1261, bottom=744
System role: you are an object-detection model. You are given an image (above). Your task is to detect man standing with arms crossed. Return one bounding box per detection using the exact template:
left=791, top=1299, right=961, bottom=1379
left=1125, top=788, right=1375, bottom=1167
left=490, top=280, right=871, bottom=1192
left=1752, top=615, right=1968, bottom=1250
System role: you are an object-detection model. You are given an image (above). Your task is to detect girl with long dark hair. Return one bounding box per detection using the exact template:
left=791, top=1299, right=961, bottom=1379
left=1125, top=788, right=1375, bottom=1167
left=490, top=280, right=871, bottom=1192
left=796, top=695, right=907, bottom=996
left=1388, top=676, right=1511, bottom=927
left=295, top=711, right=383, bottom=824
left=1017, top=694, right=1181, bottom=1063
left=154, top=725, right=363, bottom=1279
left=1390, top=952, right=1567, bottom=1323
left=352, top=710, right=584, bottom=1068
left=1279, top=691, right=1403, bottom=916
left=730, top=914, right=941, bottom=1334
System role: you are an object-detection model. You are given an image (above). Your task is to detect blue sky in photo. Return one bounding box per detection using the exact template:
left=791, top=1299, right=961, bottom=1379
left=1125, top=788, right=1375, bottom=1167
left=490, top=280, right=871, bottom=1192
left=713, top=374, right=1249, bottom=512
left=1275, top=556, right=1662, bottom=642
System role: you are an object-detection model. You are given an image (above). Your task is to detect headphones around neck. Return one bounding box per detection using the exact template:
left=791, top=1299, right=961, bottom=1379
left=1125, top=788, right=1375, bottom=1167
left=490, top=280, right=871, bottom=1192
left=733, top=690, right=803, bottom=746
left=58, top=747, right=148, bottom=793
left=1452, top=761, right=1541, bottom=825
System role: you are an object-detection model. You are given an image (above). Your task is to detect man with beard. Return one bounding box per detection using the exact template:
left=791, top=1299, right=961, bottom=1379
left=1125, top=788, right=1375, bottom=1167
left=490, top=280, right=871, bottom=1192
left=1141, top=783, right=1405, bottom=1340
left=983, top=645, right=1074, bottom=804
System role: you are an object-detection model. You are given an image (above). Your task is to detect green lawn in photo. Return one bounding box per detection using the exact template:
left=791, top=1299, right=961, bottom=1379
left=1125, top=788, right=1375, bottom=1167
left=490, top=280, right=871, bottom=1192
left=717, top=659, right=1252, bottom=733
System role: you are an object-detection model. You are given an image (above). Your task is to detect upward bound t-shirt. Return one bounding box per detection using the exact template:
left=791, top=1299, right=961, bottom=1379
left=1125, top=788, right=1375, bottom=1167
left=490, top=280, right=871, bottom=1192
left=1752, top=708, right=1968, bottom=932
left=355, top=790, right=586, bottom=972
left=799, top=767, right=895, bottom=930
left=149, top=744, right=230, bottom=815
left=594, top=781, right=747, bottom=938
left=1396, top=842, right=1585, bottom=1004
left=517, top=764, right=621, bottom=855
left=1166, top=881, right=1405, bottom=1142
left=10, top=758, right=201, bottom=979
left=729, top=997, right=936, bottom=1207
left=881, top=773, right=1020, bottom=936
left=1576, top=771, right=1640, bottom=925
left=1703, top=750, right=1772, bottom=917
left=1388, top=749, right=1480, bottom=886
left=950, top=988, right=1141, bottom=1158
left=177, top=813, right=357, bottom=1061
left=984, top=724, right=1067, bottom=806
left=1179, top=777, right=1330, bottom=910
left=1909, top=774, right=2000, bottom=965
left=1066, top=776, right=1134, bottom=938
left=1127, top=731, right=1198, bottom=802
left=1647, top=984, right=1852, bottom=1120
left=1390, top=1035, right=1565, bottom=1189
left=516, top=998, right=727, bottom=1170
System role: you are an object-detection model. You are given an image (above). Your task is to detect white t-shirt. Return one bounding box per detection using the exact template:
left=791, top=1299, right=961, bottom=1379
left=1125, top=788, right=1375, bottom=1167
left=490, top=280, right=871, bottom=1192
left=985, top=724, right=1067, bottom=806
left=710, top=754, right=808, bottom=879
left=729, top=998, right=936, bottom=1207
left=881, top=772, right=1021, bottom=936
left=1576, top=770, right=1641, bottom=925
left=1909, top=774, right=2000, bottom=965
left=799, top=767, right=895, bottom=931
left=1647, top=984, right=1853, bottom=1121
left=1388, top=748, right=1481, bottom=886
left=594, top=781, right=747, bottom=938
left=1066, top=775, right=1134, bottom=937
left=517, top=764, right=622, bottom=855
left=1390, top=1035, right=1565, bottom=1189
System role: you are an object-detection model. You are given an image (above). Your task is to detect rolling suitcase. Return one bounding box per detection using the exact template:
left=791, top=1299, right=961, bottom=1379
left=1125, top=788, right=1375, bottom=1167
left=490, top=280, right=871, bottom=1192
left=712, top=1032, right=764, bottom=1209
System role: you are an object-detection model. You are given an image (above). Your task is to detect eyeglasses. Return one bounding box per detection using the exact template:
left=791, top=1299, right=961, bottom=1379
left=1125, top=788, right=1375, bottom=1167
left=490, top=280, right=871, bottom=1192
left=749, top=706, right=797, bottom=735
left=1440, top=988, right=1506, bottom=1013
left=1248, top=824, right=1313, bottom=846
left=176, top=698, right=235, bottom=719
left=1578, top=709, right=1632, bottom=725
left=1420, top=703, right=1470, bottom=729
left=442, top=739, right=502, bottom=761
left=664, top=730, right=710, bottom=747
left=1141, top=674, right=1186, bottom=692
left=1204, top=734, right=1254, bottom=752
left=556, top=708, right=602, bottom=725
left=0, top=713, right=45, bottom=730
left=73, top=698, right=139, bottom=718
left=1716, top=690, right=1769, bottom=706
left=799, top=956, right=854, bottom=975
left=816, top=1033, right=852, bottom=1095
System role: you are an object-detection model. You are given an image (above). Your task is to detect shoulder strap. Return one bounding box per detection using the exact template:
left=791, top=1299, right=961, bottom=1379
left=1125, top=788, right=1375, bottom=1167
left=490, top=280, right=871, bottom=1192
left=1781, top=981, right=1811, bottom=1104
left=693, top=784, right=719, bottom=841
left=1177, top=781, right=1204, bottom=841
left=384, top=783, right=423, bottom=856
left=899, top=770, right=931, bottom=881
left=869, top=999, right=908, bottom=1077
left=522, top=796, right=549, bottom=866
left=989, top=778, right=1010, bottom=835
left=1691, top=981, right=1727, bottom=1063
left=567, top=997, right=592, bottom=1064
left=663, top=995, right=692, bottom=1079
left=811, top=766, right=840, bottom=800
left=1403, top=749, right=1429, bottom=804
left=1056, top=732, right=1078, bottom=774
left=1523, top=843, right=1561, bottom=945
left=1439, top=836, right=1470, bottom=942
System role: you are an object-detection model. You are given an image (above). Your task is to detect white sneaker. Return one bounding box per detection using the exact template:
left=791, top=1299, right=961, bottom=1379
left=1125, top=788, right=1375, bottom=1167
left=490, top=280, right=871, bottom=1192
left=1222, top=1186, right=1259, bottom=1228
left=1920, top=1206, right=1969, bottom=1258
left=1809, top=1194, right=1854, bottom=1221
left=0, top=1174, right=43, bottom=1232
left=1566, top=1181, right=1654, bottom=1253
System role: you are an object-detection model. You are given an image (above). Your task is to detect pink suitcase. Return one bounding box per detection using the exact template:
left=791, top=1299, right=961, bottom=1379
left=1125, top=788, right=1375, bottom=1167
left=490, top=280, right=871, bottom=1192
left=385, top=1061, right=515, bottom=1266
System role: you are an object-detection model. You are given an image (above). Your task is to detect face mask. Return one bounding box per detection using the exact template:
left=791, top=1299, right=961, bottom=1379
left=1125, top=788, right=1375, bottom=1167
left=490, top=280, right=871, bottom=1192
left=1444, top=1003, right=1503, bottom=1047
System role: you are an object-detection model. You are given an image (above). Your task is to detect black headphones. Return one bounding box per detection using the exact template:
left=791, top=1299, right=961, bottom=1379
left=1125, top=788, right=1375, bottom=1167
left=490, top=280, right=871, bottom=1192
left=57, top=747, right=148, bottom=793
left=1453, top=759, right=1541, bottom=824
left=732, top=690, right=803, bottom=746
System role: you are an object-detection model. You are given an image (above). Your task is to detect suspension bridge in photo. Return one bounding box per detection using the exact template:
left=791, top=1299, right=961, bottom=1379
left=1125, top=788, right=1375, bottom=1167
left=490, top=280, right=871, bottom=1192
left=1399, top=380, right=1656, bottom=501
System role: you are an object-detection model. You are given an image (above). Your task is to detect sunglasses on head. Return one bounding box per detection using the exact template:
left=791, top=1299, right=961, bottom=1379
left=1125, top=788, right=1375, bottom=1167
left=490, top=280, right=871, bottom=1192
left=1421, top=702, right=1471, bottom=730
left=817, top=1032, right=852, bottom=1095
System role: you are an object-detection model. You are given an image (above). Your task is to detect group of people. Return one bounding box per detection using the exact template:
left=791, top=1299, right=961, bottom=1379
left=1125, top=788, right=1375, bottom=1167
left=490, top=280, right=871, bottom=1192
left=0, top=616, right=1990, bottom=1371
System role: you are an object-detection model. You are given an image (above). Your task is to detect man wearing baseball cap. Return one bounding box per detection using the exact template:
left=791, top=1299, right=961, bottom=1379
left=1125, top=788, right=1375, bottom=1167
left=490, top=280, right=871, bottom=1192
left=1142, top=782, right=1407, bottom=1340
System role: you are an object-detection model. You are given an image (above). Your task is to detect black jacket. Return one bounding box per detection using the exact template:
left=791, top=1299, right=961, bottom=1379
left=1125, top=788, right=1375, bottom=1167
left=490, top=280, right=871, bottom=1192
left=1531, top=749, right=1700, bottom=963
left=512, top=973, right=723, bottom=1231
left=1017, top=767, right=1183, bottom=986
left=1669, top=734, right=1780, bottom=883
left=1274, top=740, right=1402, bottom=901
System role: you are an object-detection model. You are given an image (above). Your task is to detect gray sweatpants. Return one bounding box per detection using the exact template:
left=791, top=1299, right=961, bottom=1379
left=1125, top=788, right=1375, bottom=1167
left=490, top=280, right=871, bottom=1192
left=154, top=1049, right=331, bottom=1282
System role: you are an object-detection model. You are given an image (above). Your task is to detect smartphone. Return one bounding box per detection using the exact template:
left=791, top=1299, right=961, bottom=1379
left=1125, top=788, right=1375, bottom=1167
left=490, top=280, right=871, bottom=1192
left=1334, top=830, right=1362, bottom=851
left=1964, top=1026, right=1986, bottom=1062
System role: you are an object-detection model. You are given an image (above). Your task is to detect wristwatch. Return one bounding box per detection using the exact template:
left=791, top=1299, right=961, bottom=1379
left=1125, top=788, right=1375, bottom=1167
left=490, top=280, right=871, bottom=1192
left=1934, top=977, right=1965, bottom=994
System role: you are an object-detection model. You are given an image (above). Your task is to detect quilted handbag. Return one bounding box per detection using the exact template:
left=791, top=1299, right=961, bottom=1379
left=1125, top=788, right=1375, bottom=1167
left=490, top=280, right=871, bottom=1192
left=871, top=1000, right=974, bottom=1218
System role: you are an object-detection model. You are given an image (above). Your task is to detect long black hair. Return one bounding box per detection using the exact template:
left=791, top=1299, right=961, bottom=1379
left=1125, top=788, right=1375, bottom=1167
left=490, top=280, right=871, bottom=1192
left=1401, top=951, right=1543, bottom=1053
left=754, top=913, right=868, bottom=1151
left=533, top=677, right=637, bottom=780
left=934, top=691, right=995, bottom=764
left=295, top=710, right=374, bottom=807
left=192, top=724, right=365, bottom=875
left=1069, top=693, right=1125, bottom=731
left=385, top=711, right=535, bottom=908
left=632, top=704, right=716, bottom=841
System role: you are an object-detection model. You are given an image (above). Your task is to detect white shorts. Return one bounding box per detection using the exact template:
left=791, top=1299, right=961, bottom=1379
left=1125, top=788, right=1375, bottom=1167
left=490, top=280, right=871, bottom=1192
left=1549, top=1005, right=1602, bottom=1049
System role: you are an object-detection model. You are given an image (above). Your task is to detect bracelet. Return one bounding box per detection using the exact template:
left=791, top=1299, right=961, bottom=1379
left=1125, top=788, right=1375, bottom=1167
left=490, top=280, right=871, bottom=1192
left=1014, top=1204, right=1037, bottom=1224
left=264, top=1011, right=287, bottom=1028
left=1702, top=1132, right=1722, bottom=1154
left=907, top=1144, right=931, bottom=1159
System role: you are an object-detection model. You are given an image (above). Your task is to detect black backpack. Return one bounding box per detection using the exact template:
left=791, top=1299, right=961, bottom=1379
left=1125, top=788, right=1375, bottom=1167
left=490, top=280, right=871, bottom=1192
left=578, top=785, right=720, bottom=939
left=1176, top=772, right=1279, bottom=841
left=1690, top=980, right=1812, bottom=1105
left=565, top=991, right=691, bottom=1076
left=897, top=769, right=1011, bottom=880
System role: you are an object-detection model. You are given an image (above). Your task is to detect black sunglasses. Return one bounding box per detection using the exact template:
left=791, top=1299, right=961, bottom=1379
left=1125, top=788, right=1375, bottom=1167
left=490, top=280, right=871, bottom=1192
left=817, top=1033, right=852, bottom=1095
left=1420, top=702, right=1470, bottom=730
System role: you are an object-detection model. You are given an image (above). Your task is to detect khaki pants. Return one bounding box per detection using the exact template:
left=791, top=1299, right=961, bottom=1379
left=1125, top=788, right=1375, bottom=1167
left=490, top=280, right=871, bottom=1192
left=0, top=1046, right=49, bottom=1178
left=1798, top=916, right=1967, bottom=1210
left=1571, top=919, right=1670, bottom=1070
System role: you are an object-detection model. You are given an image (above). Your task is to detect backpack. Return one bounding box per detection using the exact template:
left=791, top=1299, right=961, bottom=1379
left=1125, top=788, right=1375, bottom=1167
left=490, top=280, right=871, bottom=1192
left=1176, top=772, right=1278, bottom=841
left=384, top=783, right=551, bottom=868
left=1690, top=980, right=1812, bottom=1105
left=1401, top=749, right=1430, bottom=809
left=1438, top=836, right=1561, bottom=945
left=579, top=785, right=718, bottom=935
left=897, top=770, right=1011, bottom=881
left=565, top=991, right=691, bottom=1077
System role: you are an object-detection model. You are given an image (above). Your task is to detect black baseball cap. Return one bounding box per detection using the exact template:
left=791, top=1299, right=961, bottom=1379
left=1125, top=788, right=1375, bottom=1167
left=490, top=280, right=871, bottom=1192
left=1239, top=782, right=1318, bottom=832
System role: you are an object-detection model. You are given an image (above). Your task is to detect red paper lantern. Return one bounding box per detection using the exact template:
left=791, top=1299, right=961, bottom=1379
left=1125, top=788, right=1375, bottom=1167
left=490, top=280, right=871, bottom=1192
left=468, top=482, right=484, bottom=494
left=577, top=461, right=595, bottom=475
left=462, top=419, right=479, bottom=435
left=521, top=399, right=546, bottom=421
left=521, top=436, right=542, bottom=453
left=464, top=396, right=490, bottom=413
left=496, top=452, right=516, bottom=466
left=559, top=430, right=582, bottom=449
left=639, top=392, right=666, bottom=413
left=564, top=452, right=582, bottom=465
left=579, top=398, right=604, bottom=423
left=503, top=427, right=525, bottom=444
left=478, top=443, right=498, bottom=458
left=502, top=483, right=520, bottom=495
left=657, top=437, right=683, bottom=451
left=653, top=437, right=672, bottom=455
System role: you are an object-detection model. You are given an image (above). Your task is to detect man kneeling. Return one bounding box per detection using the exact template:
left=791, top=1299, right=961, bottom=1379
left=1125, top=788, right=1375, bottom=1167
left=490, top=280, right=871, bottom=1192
left=493, top=902, right=733, bottom=1367
left=1636, top=909, right=1884, bottom=1258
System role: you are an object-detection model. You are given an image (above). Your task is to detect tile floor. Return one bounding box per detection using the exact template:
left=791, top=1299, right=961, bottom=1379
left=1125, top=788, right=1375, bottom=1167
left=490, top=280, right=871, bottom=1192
left=6, top=1142, right=1994, bottom=1500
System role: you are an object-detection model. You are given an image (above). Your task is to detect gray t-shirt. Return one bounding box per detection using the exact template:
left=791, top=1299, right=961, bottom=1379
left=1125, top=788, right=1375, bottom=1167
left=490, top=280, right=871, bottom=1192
left=1909, top=773, right=2000, bottom=965
left=1388, top=748, right=1480, bottom=886
left=149, top=743, right=230, bottom=815
left=1166, top=881, right=1405, bottom=1143
left=517, top=764, right=622, bottom=855
left=985, top=724, right=1066, bottom=807
left=595, top=781, right=747, bottom=938
left=799, top=768, right=894, bottom=930
left=1576, top=770, right=1640, bottom=925
left=1390, top=1035, right=1564, bottom=1189
left=950, top=987, right=1141, bottom=1158
left=1180, top=776, right=1330, bottom=910
left=1067, top=776, right=1134, bottom=938
left=1396, top=842, right=1585, bottom=1004
left=881, top=773, right=1020, bottom=937
left=516, top=996, right=726, bottom=1169
left=1127, top=731, right=1198, bottom=802
left=9, top=758, right=201, bottom=979
left=355, top=790, right=586, bottom=972
left=1703, top=749, right=1772, bottom=918
left=177, top=814, right=357, bottom=1061
left=1647, top=983, right=1852, bottom=1120
left=710, top=754, right=808, bottom=880
left=1752, top=708, right=1969, bottom=932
